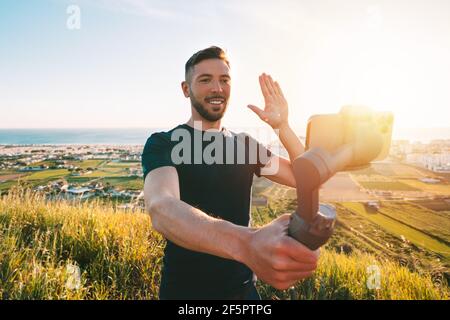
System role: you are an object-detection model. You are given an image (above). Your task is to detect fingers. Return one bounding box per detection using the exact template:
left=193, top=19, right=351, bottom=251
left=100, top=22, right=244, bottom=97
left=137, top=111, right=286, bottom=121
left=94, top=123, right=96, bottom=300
left=269, top=214, right=320, bottom=264
left=272, top=270, right=315, bottom=290
left=263, top=73, right=276, bottom=95
left=279, top=270, right=315, bottom=282
left=270, top=213, right=291, bottom=231
left=258, top=74, right=271, bottom=100
left=273, top=81, right=285, bottom=99
left=259, top=73, right=278, bottom=97
left=271, top=256, right=317, bottom=272
left=260, top=73, right=283, bottom=97
left=247, top=104, right=269, bottom=122
left=282, top=236, right=320, bottom=264
left=274, top=213, right=291, bottom=223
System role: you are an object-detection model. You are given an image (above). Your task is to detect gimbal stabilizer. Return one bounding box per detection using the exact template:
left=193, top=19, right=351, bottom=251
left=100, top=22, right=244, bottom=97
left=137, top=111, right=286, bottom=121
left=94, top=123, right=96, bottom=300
left=288, top=106, right=394, bottom=250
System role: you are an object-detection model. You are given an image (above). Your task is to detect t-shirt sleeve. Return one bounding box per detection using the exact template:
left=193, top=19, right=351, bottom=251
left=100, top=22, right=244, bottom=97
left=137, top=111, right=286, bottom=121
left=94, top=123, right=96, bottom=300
left=141, top=132, right=174, bottom=181
left=254, top=141, right=273, bottom=177
left=240, top=133, right=273, bottom=177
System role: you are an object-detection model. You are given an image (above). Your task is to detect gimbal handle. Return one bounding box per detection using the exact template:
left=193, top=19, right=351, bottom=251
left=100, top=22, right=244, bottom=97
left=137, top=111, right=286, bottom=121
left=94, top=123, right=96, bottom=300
left=288, top=146, right=353, bottom=250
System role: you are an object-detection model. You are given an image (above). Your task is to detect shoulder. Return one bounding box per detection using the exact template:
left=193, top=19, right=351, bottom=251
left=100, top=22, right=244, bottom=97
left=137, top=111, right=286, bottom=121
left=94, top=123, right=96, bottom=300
left=231, top=130, right=263, bottom=147
left=141, top=126, right=185, bottom=180
left=232, top=130, right=273, bottom=160
left=143, top=125, right=186, bottom=152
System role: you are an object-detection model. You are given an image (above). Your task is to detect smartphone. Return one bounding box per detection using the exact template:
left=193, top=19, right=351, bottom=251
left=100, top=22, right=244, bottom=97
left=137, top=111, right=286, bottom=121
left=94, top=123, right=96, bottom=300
left=305, top=106, right=394, bottom=162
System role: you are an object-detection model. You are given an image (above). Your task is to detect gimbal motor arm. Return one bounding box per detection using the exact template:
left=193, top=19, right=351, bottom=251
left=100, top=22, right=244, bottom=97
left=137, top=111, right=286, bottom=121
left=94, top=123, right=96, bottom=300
left=288, top=145, right=354, bottom=250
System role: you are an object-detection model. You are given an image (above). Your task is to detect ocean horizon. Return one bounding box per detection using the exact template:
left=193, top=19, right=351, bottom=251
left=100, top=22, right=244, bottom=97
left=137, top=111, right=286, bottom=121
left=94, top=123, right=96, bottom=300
left=1, top=127, right=450, bottom=145
left=0, top=128, right=162, bottom=145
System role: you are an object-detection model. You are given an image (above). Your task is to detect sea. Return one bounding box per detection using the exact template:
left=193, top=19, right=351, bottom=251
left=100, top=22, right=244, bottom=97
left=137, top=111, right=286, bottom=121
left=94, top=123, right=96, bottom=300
left=0, top=129, right=162, bottom=145
left=0, top=127, right=449, bottom=145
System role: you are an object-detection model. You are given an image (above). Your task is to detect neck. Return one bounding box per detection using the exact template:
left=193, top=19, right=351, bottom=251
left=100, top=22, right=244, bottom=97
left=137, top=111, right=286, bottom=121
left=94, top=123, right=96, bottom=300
left=186, top=116, right=222, bottom=132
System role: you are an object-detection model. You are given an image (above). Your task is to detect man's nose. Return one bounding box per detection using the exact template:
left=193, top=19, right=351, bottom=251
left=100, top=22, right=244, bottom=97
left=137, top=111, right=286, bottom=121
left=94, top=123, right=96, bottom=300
left=211, top=80, right=224, bottom=93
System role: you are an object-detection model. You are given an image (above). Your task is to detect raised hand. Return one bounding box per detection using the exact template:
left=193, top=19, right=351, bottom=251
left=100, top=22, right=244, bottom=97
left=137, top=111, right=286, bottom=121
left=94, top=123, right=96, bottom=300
left=248, top=73, right=289, bottom=129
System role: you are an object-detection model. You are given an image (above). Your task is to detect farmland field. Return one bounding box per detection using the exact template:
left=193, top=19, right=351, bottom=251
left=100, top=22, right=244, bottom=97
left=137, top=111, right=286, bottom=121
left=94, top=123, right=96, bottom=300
left=0, top=159, right=138, bottom=192
left=400, top=179, right=450, bottom=195
left=340, top=202, right=450, bottom=260
left=75, top=159, right=105, bottom=169
left=22, top=169, right=70, bottom=181
left=348, top=162, right=450, bottom=196
left=377, top=202, right=450, bottom=243
left=357, top=181, right=420, bottom=191
left=102, top=177, right=143, bottom=190
left=104, top=161, right=140, bottom=168
left=65, top=177, right=94, bottom=184
left=79, top=168, right=125, bottom=178
left=370, top=163, right=430, bottom=178
left=0, top=181, right=18, bottom=191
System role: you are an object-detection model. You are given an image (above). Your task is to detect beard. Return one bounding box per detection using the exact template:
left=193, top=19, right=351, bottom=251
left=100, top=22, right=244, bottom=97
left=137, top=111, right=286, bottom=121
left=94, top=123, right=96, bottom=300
left=190, top=90, right=228, bottom=122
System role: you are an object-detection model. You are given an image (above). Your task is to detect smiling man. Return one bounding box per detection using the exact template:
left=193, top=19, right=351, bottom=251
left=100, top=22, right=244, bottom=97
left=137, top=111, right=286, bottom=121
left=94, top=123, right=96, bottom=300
left=142, top=46, right=319, bottom=300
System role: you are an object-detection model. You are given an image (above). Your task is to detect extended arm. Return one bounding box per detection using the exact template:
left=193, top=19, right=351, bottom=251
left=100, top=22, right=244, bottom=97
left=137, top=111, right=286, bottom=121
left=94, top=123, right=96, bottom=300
left=144, top=165, right=319, bottom=290
left=144, top=166, right=250, bottom=261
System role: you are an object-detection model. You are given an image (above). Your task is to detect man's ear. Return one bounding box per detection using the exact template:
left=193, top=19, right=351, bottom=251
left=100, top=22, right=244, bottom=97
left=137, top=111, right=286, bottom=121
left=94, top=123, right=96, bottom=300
left=181, top=81, right=190, bottom=98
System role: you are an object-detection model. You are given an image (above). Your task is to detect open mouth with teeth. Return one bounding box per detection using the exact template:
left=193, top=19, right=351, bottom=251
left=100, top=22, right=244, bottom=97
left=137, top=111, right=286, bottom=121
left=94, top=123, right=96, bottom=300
left=205, top=97, right=226, bottom=110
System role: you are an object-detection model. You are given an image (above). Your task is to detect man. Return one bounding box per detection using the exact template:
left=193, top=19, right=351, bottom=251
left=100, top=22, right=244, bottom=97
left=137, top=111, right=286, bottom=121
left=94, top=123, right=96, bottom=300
left=142, top=46, right=319, bottom=300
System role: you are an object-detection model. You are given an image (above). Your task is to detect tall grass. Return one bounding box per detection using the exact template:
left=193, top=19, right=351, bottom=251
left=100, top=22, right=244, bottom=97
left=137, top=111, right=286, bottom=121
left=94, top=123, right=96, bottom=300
left=0, top=188, right=163, bottom=299
left=260, top=250, right=448, bottom=300
left=0, top=189, right=448, bottom=299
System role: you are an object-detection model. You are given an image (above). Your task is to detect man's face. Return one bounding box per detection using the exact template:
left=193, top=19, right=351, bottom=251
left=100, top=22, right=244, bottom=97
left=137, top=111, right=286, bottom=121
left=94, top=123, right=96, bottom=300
left=183, top=59, right=231, bottom=122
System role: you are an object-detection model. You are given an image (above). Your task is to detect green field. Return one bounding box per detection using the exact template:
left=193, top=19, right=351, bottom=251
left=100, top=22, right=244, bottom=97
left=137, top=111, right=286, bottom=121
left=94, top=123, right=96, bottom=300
left=102, top=177, right=143, bottom=190
left=340, top=202, right=450, bottom=260
left=377, top=202, right=450, bottom=243
left=22, top=169, right=70, bottom=181
left=350, top=162, right=450, bottom=193
left=357, top=181, right=420, bottom=191
left=0, top=181, right=18, bottom=191
left=65, top=177, right=95, bottom=184
left=0, top=159, right=141, bottom=192
left=77, top=168, right=125, bottom=178
left=30, top=160, right=57, bottom=167
left=75, top=160, right=105, bottom=169
left=105, top=161, right=140, bottom=168
left=413, top=199, right=450, bottom=211
left=370, top=163, right=428, bottom=178
left=400, top=179, right=450, bottom=195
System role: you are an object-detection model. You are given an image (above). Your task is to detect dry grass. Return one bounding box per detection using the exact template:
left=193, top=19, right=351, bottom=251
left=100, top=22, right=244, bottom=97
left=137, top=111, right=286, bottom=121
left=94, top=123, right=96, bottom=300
left=1, top=188, right=448, bottom=300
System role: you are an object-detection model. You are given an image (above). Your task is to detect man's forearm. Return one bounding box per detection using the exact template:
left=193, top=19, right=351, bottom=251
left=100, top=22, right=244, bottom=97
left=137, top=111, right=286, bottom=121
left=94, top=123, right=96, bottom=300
left=149, top=197, right=253, bottom=263
left=276, top=122, right=305, bottom=162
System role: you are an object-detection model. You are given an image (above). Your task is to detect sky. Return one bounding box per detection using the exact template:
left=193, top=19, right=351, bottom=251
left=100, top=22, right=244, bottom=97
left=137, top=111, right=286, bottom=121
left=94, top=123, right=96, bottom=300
left=1, top=0, right=450, bottom=139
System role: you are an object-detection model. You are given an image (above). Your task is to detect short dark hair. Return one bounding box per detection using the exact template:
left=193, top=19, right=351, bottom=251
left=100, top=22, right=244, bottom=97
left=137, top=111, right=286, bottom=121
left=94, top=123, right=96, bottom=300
left=185, top=46, right=230, bottom=82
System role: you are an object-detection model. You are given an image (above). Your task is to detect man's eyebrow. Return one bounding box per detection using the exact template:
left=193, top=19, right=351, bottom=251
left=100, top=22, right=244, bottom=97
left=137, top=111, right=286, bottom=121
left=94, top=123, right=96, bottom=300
left=197, top=73, right=231, bottom=79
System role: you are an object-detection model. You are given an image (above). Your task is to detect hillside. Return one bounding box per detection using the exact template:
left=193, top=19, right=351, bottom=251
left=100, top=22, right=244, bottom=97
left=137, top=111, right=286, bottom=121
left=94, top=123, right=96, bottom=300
left=0, top=189, right=447, bottom=300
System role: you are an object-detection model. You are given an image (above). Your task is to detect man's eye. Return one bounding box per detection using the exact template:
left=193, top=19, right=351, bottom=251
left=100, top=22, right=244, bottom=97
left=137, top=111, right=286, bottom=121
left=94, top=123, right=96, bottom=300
left=200, top=79, right=210, bottom=83
left=221, top=79, right=230, bottom=84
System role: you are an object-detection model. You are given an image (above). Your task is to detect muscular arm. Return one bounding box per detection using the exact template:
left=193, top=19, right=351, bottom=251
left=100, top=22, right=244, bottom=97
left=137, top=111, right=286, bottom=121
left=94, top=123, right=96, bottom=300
left=144, top=166, right=253, bottom=262
left=144, top=165, right=319, bottom=290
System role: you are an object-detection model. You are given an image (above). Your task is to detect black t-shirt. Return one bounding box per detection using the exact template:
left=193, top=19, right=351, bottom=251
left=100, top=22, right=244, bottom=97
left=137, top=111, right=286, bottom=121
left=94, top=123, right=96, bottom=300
left=141, top=124, right=272, bottom=299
